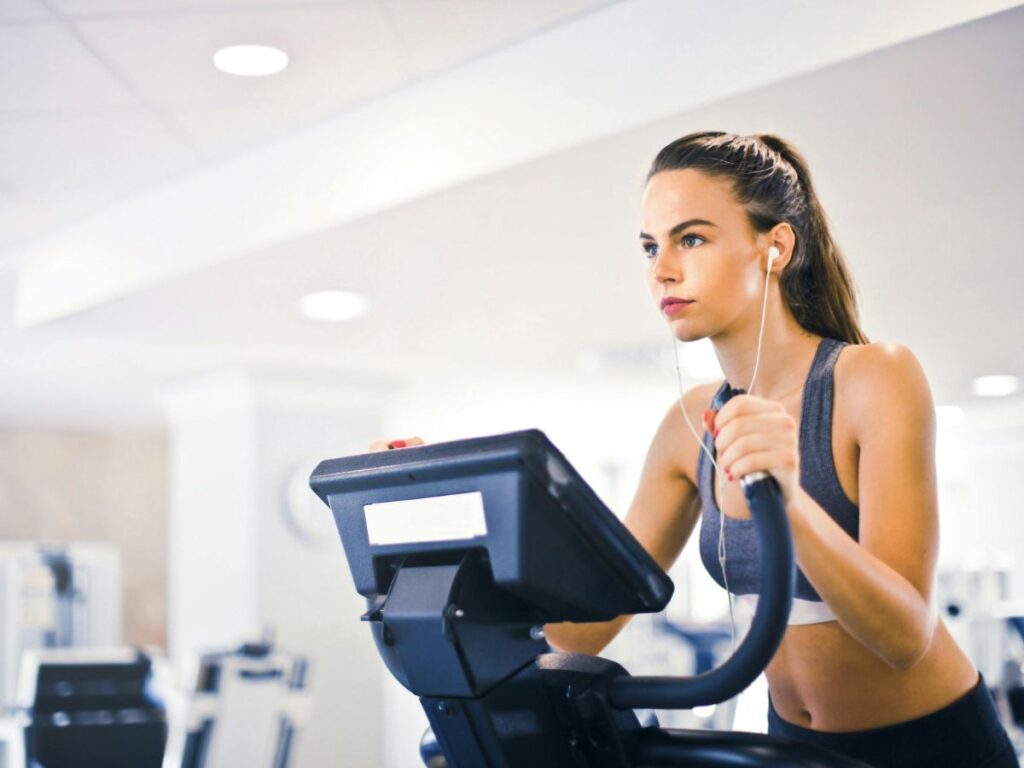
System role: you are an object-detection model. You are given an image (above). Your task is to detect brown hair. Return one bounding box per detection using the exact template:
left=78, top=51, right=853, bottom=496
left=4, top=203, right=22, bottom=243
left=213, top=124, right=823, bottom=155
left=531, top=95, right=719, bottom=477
left=646, top=131, right=869, bottom=344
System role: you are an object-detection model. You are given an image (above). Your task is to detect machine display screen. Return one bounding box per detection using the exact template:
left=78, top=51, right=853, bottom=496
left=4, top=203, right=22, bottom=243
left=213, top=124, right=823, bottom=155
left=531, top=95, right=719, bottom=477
left=364, top=492, right=488, bottom=546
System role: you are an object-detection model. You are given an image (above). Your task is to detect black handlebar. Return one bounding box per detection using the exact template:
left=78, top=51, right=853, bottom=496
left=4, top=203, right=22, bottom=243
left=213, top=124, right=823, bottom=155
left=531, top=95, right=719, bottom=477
left=608, top=470, right=794, bottom=709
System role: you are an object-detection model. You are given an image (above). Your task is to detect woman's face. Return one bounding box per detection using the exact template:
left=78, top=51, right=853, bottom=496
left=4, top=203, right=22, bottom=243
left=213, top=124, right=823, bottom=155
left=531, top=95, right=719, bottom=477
left=640, top=168, right=765, bottom=342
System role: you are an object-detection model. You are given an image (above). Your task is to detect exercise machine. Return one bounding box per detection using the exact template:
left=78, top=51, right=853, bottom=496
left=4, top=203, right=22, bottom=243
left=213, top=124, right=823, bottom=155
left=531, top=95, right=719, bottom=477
left=310, top=427, right=872, bottom=766
left=0, top=543, right=121, bottom=713
left=17, top=647, right=166, bottom=768
left=179, top=641, right=310, bottom=768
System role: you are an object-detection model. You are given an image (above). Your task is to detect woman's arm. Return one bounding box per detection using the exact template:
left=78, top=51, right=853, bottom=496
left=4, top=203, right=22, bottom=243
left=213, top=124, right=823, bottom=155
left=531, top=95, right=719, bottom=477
left=714, top=342, right=941, bottom=670
left=544, top=390, right=707, bottom=655
left=712, top=346, right=942, bottom=671
left=785, top=342, right=940, bottom=670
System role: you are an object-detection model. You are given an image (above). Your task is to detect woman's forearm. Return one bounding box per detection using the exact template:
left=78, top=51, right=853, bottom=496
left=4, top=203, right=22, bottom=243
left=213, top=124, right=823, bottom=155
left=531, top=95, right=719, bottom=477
left=789, top=488, right=936, bottom=670
left=543, top=614, right=633, bottom=656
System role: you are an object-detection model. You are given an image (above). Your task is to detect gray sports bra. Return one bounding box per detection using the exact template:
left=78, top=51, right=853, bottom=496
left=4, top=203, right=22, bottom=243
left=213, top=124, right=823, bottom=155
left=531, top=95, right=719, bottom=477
left=697, top=337, right=859, bottom=625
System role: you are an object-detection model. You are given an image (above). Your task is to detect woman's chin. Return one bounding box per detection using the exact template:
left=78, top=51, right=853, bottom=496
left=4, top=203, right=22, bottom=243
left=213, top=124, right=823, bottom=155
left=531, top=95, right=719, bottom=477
left=668, top=323, right=706, bottom=343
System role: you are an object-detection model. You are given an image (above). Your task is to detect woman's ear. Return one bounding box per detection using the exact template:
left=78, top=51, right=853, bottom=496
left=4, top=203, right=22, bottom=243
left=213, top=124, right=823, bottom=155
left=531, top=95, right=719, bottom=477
left=766, top=223, right=797, bottom=272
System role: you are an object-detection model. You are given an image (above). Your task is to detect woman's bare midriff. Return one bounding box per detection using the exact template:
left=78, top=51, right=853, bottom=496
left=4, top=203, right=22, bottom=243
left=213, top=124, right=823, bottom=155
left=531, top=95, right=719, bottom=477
left=765, top=616, right=979, bottom=731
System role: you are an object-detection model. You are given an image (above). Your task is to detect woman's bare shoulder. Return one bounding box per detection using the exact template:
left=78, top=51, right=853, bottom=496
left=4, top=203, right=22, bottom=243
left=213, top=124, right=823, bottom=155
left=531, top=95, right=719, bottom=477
left=620, top=380, right=724, bottom=569
left=835, top=340, right=933, bottom=441
left=836, top=340, right=927, bottom=388
left=655, top=379, right=724, bottom=485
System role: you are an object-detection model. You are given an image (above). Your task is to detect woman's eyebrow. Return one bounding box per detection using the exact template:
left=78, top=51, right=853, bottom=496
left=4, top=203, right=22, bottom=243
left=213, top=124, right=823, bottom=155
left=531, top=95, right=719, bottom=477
left=639, top=218, right=718, bottom=240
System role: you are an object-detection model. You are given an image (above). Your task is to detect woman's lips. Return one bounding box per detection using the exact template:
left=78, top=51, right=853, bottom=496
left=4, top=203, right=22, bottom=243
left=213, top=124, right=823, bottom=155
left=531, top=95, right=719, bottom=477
left=663, top=300, right=694, bottom=316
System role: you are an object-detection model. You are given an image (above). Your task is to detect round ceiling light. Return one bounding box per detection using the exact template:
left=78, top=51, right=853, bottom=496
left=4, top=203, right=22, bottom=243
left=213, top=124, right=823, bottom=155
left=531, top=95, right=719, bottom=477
left=213, top=45, right=289, bottom=77
left=971, top=374, right=1020, bottom=398
left=298, top=290, right=370, bottom=323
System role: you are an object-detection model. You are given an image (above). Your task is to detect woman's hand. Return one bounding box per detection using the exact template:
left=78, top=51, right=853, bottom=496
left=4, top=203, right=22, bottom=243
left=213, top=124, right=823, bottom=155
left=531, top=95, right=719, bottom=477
left=706, top=394, right=800, bottom=506
left=367, top=436, right=426, bottom=452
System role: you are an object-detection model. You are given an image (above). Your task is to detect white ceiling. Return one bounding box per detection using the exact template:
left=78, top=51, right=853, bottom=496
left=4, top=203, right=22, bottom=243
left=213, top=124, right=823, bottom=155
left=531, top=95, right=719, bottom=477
left=0, top=0, right=617, bottom=250
left=1, top=1, right=1022, bottom=427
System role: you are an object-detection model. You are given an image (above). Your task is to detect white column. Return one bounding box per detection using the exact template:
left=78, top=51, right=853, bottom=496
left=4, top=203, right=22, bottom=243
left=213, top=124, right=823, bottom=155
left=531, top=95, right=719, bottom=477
left=159, top=371, right=260, bottom=677
left=158, top=368, right=398, bottom=768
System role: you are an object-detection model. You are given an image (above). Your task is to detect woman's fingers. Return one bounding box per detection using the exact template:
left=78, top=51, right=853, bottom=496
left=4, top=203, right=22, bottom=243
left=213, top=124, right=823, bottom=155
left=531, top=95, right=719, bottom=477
left=714, top=412, right=794, bottom=449
left=717, top=431, right=793, bottom=472
left=367, top=436, right=426, bottom=452
left=723, top=447, right=797, bottom=481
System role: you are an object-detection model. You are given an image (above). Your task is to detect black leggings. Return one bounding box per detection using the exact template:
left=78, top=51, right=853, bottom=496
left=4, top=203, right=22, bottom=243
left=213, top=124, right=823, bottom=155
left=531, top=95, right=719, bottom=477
left=766, top=672, right=1020, bottom=768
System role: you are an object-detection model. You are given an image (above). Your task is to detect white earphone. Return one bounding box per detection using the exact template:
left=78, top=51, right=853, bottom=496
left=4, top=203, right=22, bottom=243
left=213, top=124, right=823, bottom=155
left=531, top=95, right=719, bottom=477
left=767, top=245, right=780, bottom=272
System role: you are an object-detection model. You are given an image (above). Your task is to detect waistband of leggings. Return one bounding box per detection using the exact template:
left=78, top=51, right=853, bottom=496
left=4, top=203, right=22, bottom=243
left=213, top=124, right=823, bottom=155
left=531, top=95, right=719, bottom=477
left=767, top=671, right=995, bottom=741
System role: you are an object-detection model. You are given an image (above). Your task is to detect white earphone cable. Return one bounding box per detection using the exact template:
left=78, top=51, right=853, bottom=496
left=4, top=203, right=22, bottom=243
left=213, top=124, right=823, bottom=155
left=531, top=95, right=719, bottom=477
left=669, top=249, right=775, bottom=651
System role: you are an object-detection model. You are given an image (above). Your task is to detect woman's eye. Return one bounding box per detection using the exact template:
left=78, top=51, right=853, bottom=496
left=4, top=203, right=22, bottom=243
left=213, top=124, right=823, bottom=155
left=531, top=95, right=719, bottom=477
left=642, top=243, right=658, bottom=259
left=681, top=233, right=704, bottom=248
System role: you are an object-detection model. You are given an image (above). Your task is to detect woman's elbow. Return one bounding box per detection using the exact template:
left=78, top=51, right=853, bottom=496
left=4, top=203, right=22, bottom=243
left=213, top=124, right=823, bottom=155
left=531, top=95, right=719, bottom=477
left=889, top=621, right=936, bottom=672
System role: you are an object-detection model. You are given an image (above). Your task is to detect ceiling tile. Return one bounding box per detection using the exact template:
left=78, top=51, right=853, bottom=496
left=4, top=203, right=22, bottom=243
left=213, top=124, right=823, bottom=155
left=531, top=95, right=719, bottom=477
left=50, top=0, right=364, bottom=14
left=0, top=23, right=139, bottom=112
left=0, top=112, right=199, bottom=206
left=74, top=3, right=410, bottom=111
left=0, top=0, right=50, bottom=21
left=379, top=0, right=616, bottom=77
left=0, top=191, right=54, bottom=250
left=169, top=99, right=338, bottom=159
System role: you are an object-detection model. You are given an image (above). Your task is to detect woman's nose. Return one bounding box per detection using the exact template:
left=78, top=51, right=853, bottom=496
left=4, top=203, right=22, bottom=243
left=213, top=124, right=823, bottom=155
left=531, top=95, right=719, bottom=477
left=652, top=249, right=681, bottom=282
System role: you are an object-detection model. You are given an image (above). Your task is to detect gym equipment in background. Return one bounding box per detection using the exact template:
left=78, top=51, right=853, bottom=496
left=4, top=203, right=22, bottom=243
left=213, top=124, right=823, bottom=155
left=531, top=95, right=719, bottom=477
left=650, top=616, right=738, bottom=732
left=311, top=427, right=871, bottom=767
left=939, top=563, right=1024, bottom=749
left=0, top=714, right=24, bottom=768
left=996, top=607, right=1024, bottom=754
left=0, top=543, right=121, bottom=714
left=17, top=647, right=166, bottom=768
left=179, top=641, right=310, bottom=768
left=939, top=561, right=1014, bottom=687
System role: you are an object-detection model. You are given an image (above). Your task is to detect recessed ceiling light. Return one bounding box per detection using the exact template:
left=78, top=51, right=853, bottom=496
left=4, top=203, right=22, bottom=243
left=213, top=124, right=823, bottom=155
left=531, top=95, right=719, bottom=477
left=298, top=291, right=369, bottom=323
left=214, top=45, right=289, bottom=77
left=971, top=374, right=1020, bottom=398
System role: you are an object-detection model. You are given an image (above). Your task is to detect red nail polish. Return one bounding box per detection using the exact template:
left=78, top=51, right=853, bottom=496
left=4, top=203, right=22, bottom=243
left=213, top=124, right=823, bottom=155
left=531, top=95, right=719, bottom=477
left=389, top=439, right=407, bottom=449
left=726, top=470, right=734, bottom=481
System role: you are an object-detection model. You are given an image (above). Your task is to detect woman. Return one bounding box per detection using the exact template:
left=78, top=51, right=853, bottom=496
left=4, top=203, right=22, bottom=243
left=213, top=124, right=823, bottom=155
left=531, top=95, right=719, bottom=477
left=547, top=131, right=1019, bottom=767
left=375, top=131, right=1019, bottom=767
